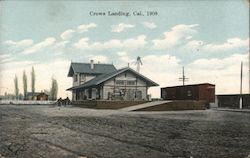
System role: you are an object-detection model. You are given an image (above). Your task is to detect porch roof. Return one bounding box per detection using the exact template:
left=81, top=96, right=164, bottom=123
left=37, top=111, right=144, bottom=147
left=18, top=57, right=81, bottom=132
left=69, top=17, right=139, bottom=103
left=67, top=67, right=159, bottom=91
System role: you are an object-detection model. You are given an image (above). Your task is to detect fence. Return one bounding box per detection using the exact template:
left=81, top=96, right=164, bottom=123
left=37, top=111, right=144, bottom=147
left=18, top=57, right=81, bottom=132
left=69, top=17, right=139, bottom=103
left=0, top=100, right=56, bottom=105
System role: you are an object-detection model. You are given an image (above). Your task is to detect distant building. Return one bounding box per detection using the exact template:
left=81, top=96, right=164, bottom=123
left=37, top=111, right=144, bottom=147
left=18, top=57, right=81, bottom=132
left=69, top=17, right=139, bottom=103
left=27, top=92, right=39, bottom=100
left=67, top=60, right=159, bottom=101
left=217, top=94, right=250, bottom=109
left=37, top=92, right=49, bottom=100
left=161, top=83, right=215, bottom=103
left=27, top=92, right=49, bottom=100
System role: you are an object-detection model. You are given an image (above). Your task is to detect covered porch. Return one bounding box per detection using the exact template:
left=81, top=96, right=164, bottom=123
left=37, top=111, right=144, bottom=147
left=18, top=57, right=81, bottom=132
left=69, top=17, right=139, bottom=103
left=72, top=86, right=102, bottom=101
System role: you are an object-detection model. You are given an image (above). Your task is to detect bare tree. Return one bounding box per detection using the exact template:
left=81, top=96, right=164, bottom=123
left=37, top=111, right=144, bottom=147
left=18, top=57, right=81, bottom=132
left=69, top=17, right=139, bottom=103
left=14, top=75, right=19, bottom=100
left=23, top=70, right=28, bottom=100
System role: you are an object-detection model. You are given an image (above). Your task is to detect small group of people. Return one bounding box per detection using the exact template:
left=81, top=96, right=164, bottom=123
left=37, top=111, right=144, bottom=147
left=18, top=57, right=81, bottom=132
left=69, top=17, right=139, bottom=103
left=57, top=97, right=71, bottom=106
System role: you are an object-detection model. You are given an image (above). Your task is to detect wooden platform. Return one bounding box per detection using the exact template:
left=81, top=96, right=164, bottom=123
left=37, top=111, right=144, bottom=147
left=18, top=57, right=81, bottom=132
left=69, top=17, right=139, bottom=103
left=72, top=100, right=148, bottom=109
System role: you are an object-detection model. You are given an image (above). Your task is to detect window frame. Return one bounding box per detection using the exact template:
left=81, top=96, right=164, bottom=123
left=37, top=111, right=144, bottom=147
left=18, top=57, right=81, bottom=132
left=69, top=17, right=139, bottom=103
left=115, top=80, right=125, bottom=85
left=74, top=74, right=78, bottom=82
left=127, top=80, right=136, bottom=86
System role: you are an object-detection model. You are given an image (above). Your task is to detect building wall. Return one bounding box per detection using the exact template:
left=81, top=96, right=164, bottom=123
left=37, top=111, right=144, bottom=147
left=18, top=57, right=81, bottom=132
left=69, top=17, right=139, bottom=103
left=85, top=75, right=96, bottom=83
left=73, top=73, right=96, bottom=86
left=72, top=71, right=152, bottom=101
left=102, top=72, right=147, bottom=100
left=103, top=86, right=113, bottom=100
left=198, top=85, right=215, bottom=102
left=73, top=74, right=79, bottom=87
left=102, top=86, right=147, bottom=100
left=37, top=94, right=48, bottom=100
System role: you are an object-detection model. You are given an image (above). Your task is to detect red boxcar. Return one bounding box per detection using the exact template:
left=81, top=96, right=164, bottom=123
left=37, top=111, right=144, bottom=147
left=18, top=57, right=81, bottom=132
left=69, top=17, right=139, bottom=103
left=161, top=83, right=215, bottom=103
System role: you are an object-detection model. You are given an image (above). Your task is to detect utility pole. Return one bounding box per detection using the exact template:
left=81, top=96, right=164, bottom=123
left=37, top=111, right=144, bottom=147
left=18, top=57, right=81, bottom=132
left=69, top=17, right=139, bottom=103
left=240, top=61, right=243, bottom=109
left=179, top=66, right=189, bottom=85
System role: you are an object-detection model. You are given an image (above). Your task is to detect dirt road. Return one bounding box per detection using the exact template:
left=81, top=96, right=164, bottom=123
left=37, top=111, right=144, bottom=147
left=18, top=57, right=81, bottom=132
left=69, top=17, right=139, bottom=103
left=0, top=105, right=249, bottom=158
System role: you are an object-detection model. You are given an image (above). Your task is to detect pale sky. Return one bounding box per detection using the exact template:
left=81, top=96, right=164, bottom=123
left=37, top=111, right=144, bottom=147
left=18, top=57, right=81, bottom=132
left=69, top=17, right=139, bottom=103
left=0, top=0, right=249, bottom=98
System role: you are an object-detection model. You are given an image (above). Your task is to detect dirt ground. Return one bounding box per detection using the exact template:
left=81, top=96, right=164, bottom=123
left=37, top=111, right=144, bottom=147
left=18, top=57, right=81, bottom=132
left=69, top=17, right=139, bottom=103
left=0, top=105, right=249, bottom=158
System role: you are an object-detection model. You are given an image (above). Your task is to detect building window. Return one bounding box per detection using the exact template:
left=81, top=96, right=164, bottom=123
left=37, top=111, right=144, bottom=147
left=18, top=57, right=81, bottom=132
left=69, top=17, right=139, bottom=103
left=74, top=74, right=78, bottom=82
left=187, top=90, right=192, bottom=96
left=115, top=80, right=125, bottom=85
left=135, top=91, right=142, bottom=99
left=80, top=74, right=86, bottom=82
left=127, top=80, right=136, bottom=85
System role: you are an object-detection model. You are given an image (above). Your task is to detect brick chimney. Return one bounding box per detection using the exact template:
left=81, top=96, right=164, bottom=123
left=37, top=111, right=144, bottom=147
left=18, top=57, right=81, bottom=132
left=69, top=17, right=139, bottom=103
left=90, top=60, right=94, bottom=69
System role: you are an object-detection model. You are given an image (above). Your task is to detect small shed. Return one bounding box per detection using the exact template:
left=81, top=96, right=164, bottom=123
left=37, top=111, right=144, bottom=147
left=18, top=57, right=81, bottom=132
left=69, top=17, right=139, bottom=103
left=161, top=83, right=215, bottom=103
left=27, top=92, right=49, bottom=100
left=37, top=92, right=49, bottom=101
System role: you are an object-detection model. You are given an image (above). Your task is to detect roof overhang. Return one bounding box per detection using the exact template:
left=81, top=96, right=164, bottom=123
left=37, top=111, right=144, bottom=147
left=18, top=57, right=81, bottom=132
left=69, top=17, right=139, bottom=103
left=67, top=84, right=97, bottom=91
left=67, top=67, right=159, bottom=91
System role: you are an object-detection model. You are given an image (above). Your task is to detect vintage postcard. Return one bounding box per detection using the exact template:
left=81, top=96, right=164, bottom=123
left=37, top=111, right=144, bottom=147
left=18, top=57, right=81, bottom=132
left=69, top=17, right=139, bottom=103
left=0, top=0, right=249, bottom=158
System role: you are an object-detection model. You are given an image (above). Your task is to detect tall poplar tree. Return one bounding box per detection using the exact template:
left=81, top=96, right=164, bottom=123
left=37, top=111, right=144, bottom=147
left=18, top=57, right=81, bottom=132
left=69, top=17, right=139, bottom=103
left=31, top=67, right=35, bottom=98
left=50, top=78, right=58, bottom=100
left=14, top=75, right=19, bottom=100
left=23, top=70, right=27, bottom=100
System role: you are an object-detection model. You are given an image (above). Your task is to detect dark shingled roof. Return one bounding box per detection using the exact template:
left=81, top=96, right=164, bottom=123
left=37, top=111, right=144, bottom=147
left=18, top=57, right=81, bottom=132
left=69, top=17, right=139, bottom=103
left=67, top=67, right=159, bottom=91
left=67, top=62, right=116, bottom=77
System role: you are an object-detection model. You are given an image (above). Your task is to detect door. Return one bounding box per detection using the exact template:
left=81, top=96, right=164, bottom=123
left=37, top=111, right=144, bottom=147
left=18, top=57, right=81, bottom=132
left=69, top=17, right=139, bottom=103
left=88, top=88, right=92, bottom=99
left=135, top=91, right=142, bottom=100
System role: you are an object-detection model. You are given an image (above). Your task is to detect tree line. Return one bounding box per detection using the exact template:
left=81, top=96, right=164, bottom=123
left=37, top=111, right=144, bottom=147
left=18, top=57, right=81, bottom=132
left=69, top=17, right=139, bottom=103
left=12, top=67, right=58, bottom=101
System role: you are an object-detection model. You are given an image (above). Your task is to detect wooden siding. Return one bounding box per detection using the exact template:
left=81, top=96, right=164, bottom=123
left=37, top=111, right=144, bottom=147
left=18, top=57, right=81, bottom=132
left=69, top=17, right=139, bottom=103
left=161, top=84, right=215, bottom=103
left=73, top=73, right=96, bottom=87
left=102, top=72, right=147, bottom=100
left=72, top=71, right=151, bottom=101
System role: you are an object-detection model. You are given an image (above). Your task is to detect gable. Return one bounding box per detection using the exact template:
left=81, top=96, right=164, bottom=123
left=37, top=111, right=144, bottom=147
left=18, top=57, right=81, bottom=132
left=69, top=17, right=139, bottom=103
left=104, top=69, right=157, bottom=87
left=104, top=71, right=147, bottom=86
